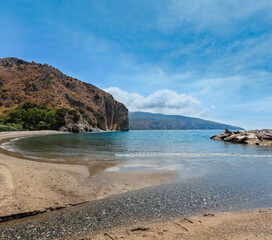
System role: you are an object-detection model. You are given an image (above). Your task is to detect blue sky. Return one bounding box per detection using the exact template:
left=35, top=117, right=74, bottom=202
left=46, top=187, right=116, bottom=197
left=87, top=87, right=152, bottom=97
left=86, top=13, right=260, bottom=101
left=1, top=0, right=272, bottom=129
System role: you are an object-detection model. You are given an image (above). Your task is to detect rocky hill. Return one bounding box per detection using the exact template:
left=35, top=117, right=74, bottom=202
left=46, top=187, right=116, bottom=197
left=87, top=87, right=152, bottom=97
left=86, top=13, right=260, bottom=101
left=129, top=111, right=242, bottom=130
left=0, top=58, right=129, bottom=132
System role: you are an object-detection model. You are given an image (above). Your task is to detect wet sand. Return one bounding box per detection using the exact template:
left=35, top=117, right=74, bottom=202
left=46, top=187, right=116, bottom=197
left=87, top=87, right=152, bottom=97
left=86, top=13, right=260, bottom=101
left=0, top=131, right=176, bottom=218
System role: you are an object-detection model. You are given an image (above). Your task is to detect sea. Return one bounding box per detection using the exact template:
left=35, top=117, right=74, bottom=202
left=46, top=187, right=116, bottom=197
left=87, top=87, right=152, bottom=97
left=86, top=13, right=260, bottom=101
left=4, top=130, right=272, bottom=180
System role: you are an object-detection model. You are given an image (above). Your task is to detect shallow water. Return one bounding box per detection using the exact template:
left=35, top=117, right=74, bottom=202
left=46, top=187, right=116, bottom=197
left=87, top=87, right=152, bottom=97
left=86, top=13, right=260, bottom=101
left=5, top=130, right=272, bottom=180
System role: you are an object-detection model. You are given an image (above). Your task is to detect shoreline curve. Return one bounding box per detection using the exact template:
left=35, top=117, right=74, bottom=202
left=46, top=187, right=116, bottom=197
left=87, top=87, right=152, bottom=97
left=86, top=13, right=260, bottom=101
left=0, top=130, right=176, bottom=218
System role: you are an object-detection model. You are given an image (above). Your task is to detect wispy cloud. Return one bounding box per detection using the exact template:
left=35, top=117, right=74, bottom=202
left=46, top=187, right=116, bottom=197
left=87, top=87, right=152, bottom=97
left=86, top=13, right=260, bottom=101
left=104, top=87, right=206, bottom=117
left=158, top=0, right=272, bottom=34
left=234, top=96, right=272, bottom=113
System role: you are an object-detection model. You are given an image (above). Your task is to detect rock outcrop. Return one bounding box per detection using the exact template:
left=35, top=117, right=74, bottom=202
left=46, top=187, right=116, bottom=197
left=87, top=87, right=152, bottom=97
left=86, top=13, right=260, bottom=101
left=0, top=58, right=129, bottom=132
left=211, top=129, right=272, bottom=145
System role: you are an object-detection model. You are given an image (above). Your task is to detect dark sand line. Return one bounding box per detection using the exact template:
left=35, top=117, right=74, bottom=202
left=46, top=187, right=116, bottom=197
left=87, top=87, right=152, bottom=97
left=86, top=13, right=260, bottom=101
left=0, top=164, right=271, bottom=239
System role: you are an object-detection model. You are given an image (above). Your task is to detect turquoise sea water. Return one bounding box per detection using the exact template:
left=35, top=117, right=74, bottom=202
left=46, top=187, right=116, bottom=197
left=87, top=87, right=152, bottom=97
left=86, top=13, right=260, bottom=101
left=7, top=130, right=272, bottom=180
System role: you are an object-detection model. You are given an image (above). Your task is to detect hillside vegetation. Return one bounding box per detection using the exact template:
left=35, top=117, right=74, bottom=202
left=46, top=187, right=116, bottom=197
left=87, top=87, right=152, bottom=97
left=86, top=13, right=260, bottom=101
left=0, top=102, right=69, bottom=131
left=0, top=58, right=128, bottom=132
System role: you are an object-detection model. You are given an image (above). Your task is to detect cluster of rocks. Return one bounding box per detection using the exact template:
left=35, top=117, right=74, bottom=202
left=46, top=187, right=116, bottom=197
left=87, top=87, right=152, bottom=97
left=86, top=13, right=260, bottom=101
left=60, top=124, right=92, bottom=133
left=59, top=111, right=107, bottom=133
left=211, top=129, right=272, bottom=145
left=59, top=124, right=105, bottom=133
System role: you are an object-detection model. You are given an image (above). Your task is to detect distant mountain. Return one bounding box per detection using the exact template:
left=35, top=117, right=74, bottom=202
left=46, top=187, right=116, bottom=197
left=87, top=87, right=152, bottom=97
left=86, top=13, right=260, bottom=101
left=129, top=112, right=243, bottom=130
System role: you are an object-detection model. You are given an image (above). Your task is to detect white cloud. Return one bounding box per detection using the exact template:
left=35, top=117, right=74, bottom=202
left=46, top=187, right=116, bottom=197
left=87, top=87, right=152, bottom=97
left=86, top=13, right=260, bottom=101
left=104, top=87, right=205, bottom=116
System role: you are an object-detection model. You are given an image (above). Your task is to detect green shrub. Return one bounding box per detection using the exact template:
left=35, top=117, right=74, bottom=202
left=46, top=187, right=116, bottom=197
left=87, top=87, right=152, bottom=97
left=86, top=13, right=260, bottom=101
left=3, top=106, right=65, bottom=130
left=0, top=115, right=6, bottom=124
left=37, top=121, right=47, bottom=130
left=20, top=102, right=38, bottom=110
left=0, top=103, right=84, bottom=131
left=6, top=123, right=24, bottom=129
left=7, top=109, right=27, bottom=124
left=0, top=124, right=25, bottom=131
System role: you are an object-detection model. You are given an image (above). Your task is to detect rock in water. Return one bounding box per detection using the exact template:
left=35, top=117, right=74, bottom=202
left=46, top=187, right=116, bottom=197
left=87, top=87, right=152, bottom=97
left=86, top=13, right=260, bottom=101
left=211, top=129, right=272, bottom=146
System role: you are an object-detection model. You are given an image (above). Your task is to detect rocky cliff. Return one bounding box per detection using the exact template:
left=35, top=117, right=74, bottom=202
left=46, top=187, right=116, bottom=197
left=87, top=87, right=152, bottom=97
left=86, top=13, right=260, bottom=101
left=0, top=58, right=129, bottom=132
left=211, top=129, right=272, bottom=145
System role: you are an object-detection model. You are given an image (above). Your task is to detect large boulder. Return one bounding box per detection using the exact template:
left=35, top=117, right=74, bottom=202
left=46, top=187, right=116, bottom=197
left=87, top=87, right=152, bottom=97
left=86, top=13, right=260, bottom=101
left=257, top=130, right=272, bottom=141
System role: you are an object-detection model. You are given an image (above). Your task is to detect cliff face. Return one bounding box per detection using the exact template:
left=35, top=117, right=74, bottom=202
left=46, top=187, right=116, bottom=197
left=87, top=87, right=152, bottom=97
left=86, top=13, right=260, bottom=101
left=0, top=58, right=129, bottom=132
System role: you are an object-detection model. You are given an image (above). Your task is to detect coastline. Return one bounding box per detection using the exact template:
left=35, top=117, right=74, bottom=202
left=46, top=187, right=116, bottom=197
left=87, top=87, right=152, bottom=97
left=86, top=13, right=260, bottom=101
left=0, top=130, right=176, bottom=218
left=0, top=130, right=90, bottom=217
left=0, top=131, right=271, bottom=239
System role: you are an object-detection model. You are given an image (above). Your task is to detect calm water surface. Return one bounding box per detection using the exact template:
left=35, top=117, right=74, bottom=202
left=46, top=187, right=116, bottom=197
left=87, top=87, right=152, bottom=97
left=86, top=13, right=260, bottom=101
left=6, top=130, right=272, bottom=180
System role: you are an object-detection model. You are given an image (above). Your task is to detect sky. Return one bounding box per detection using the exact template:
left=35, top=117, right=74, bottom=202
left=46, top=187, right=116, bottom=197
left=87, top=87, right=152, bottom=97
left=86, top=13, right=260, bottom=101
left=0, top=0, right=272, bottom=129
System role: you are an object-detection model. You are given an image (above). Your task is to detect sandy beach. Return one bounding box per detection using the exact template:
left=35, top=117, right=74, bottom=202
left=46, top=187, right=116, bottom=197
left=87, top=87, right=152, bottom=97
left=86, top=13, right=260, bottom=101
left=0, top=131, right=176, bottom=218
left=0, top=131, right=271, bottom=240
left=87, top=208, right=272, bottom=240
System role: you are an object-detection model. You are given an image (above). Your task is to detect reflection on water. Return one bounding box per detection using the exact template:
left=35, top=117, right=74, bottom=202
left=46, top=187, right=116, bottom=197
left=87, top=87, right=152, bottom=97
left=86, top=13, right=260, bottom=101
left=6, top=130, right=272, bottom=179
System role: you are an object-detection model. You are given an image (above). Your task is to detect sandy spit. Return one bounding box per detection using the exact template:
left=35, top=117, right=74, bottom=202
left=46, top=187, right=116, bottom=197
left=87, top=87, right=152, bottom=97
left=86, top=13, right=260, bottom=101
left=0, top=130, right=176, bottom=218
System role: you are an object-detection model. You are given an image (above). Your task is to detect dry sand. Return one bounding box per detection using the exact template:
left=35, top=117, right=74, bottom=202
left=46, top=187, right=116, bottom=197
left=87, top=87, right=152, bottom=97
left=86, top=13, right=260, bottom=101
left=87, top=208, right=272, bottom=240
left=0, top=131, right=176, bottom=218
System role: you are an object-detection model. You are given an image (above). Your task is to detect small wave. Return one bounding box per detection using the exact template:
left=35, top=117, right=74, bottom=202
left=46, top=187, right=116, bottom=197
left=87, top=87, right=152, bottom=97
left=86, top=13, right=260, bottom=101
left=105, top=163, right=183, bottom=172
left=105, top=164, right=153, bottom=172
left=0, top=136, right=27, bottom=152
left=115, top=152, right=272, bottom=158
left=105, top=163, right=209, bottom=180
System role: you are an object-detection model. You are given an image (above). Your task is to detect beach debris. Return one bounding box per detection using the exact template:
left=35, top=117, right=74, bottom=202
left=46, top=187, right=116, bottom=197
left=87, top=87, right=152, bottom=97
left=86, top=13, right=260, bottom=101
left=203, top=213, right=215, bottom=217
left=184, top=218, right=194, bottom=224
left=130, top=227, right=150, bottom=232
left=104, top=232, right=115, bottom=239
